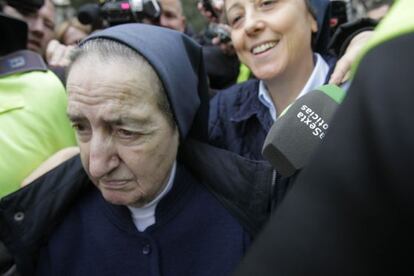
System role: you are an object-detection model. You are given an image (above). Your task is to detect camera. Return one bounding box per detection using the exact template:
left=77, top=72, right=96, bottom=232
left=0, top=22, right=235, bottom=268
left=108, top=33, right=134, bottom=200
left=1, top=0, right=44, bottom=55
left=78, top=0, right=161, bottom=28
left=199, top=0, right=219, bottom=19
left=330, top=0, right=352, bottom=35
left=203, top=23, right=231, bottom=44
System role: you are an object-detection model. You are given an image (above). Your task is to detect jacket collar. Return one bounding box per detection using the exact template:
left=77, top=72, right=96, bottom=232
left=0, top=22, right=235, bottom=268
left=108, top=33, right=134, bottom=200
left=230, top=79, right=274, bottom=132
left=179, top=139, right=273, bottom=236
left=101, top=163, right=193, bottom=234
left=0, top=155, right=90, bottom=275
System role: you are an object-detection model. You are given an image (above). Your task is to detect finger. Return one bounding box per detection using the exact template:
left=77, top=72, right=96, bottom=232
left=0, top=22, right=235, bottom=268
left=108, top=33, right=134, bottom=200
left=220, top=44, right=228, bottom=54
left=197, top=2, right=203, bottom=11
left=49, top=44, right=66, bottom=66
left=46, top=39, right=59, bottom=62
left=60, top=45, right=75, bottom=67
left=214, top=0, right=224, bottom=10
left=212, top=37, right=220, bottom=45
left=341, top=71, right=351, bottom=84
left=330, top=31, right=373, bottom=85
left=220, top=43, right=233, bottom=55
left=329, top=58, right=351, bottom=85
left=206, top=11, right=213, bottom=19
left=328, top=71, right=341, bottom=85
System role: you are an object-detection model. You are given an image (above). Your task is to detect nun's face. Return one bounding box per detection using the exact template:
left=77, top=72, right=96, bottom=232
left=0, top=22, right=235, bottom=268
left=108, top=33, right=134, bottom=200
left=67, top=57, right=179, bottom=207
left=225, top=0, right=317, bottom=80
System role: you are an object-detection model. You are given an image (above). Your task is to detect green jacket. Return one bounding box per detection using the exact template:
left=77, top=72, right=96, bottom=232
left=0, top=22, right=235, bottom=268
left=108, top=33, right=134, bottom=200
left=0, top=51, right=76, bottom=197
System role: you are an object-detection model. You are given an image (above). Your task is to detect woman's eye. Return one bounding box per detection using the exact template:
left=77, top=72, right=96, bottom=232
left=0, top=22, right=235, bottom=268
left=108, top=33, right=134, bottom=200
left=260, top=0, right=276, bottom=8
left=229, top=15, right=243, bottom=27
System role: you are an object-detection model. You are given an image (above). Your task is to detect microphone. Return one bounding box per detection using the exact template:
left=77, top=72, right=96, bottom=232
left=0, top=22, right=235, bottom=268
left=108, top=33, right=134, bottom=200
left=262, top=84, right=345, bottom=177
left=77, top=3, right=100, bottom=26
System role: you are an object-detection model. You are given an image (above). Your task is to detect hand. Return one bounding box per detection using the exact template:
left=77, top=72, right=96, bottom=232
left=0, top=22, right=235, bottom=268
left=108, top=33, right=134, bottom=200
left=329, top=30, right=374, bottom=85
left=197, top=0, right=224, bottom=23
left=46, top=39, right=76, bottom=67
left=210, top=23, right=235, bottom=56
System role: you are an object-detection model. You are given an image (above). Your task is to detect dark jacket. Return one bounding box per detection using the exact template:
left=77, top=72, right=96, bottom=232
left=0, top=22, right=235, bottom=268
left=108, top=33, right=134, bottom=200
left=35, top=157, right=251, bottom=276
left=209, top=79, right=272, bottom=161
left=0, top=140, right=274, bottom=275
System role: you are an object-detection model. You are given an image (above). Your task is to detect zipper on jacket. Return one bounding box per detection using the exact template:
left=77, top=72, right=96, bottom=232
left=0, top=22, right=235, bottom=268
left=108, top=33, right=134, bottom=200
left=270, top=169, right=278, bottom=211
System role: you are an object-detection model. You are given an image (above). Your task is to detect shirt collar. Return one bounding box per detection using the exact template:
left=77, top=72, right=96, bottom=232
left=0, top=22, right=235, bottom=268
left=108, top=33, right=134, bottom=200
left=258, top=53, right=330, bottom=121
left=127, top=161, right=177, bottom=231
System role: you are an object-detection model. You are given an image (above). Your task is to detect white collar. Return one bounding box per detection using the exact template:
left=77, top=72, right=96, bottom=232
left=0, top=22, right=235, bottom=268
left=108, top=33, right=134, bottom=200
left=127, top=161, right=177, bottom=231
left=258, top=53, right=330, bottom=121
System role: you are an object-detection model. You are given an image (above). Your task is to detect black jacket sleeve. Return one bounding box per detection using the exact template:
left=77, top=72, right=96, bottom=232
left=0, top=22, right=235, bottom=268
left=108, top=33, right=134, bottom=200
left=329, top=17, right=378, bottom=57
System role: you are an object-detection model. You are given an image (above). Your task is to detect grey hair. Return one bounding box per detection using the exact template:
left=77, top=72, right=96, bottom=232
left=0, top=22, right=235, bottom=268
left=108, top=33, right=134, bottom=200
left=68, top=39, right=176, bottom=129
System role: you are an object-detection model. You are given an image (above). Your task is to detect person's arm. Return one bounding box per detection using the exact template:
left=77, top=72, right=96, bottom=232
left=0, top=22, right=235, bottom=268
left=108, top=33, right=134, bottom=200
left=329, top=30, right=373, bottom=84
left=21, top=147, right=80, bottom=187
left=328, top=18, right=378, bottom=85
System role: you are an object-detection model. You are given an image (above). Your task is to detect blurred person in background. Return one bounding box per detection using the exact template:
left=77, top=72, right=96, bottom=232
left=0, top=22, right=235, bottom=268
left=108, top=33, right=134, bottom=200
left=56, top=17, right=91, bottom=45
left=1, top=0, right=74, bottom=78
left=159, top=0, right=241, bottom=90
left=1, top=0, right=55, bottom=58
left=159, top=0, right=187, bottom=33
left=48, top=16, right=91, bottom=68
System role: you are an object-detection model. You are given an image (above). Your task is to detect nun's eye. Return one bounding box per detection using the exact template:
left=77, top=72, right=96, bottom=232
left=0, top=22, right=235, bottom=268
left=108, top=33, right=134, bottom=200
left=116, top=129, right=141, bottom=140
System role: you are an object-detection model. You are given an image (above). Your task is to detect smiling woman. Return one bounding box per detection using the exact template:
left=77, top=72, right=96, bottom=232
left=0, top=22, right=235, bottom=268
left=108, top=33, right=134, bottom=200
left=208, top=0, right=333, bottom=161
left=227, top=0, right=317, bottom=83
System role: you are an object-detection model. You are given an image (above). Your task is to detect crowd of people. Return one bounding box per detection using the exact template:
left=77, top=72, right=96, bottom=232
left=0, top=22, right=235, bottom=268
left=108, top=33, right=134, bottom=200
left=2, top=0, right=412, bottom=275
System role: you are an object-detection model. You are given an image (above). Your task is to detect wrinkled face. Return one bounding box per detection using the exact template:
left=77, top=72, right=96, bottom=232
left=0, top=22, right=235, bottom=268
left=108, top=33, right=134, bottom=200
left=67, top=56, right=179, bottom=207
left=3, top=0, right=55, bottom=57
left=160, top=0, right=186, bottom=32
left=225, top=0, right=317, bottom=80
